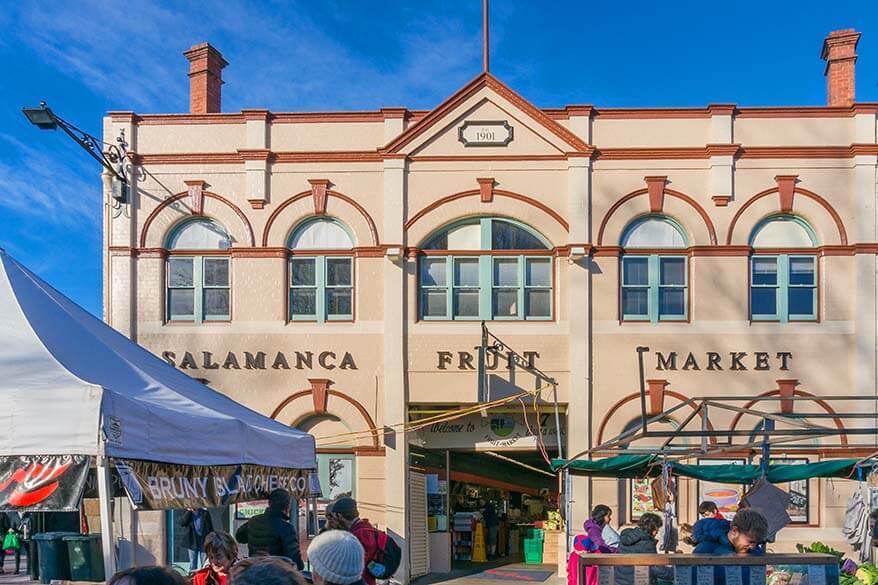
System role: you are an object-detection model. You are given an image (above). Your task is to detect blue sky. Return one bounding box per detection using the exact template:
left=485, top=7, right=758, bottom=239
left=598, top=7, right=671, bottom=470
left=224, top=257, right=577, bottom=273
left=1, top=0, right=875, bottom=316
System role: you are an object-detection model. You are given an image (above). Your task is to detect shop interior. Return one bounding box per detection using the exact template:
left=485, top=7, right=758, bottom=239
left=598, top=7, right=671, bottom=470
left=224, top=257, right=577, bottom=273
left=411, top=446, right=562, bottom=572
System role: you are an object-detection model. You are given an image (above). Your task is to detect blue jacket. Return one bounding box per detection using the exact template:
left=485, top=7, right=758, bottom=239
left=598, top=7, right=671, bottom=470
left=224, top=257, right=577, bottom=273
left=692, top=518, right=730, bottom=549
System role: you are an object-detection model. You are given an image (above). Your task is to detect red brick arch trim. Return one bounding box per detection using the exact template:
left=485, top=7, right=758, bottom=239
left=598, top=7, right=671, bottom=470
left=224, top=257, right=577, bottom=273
left=726, top=389, right=848, bottom=446
left=725, top=186, right=848, bottom=245
left=140, top=191, right=256, bottom=248
left=596, top=390, right=716, bottom=446
left=405, top=189, right=570, bottom=232
left=596, top=188, right=718, bottom=246
left=262, top=190, right=380, bottom=247
left=270, top=389, right=381, bottom=449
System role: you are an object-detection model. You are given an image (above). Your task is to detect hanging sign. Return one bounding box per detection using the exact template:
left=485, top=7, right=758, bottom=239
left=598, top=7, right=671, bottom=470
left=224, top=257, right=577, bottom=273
left=458, top=121, right=514, bottom=147
left=115, top=459, right=313, bottom=511
left=412, top=413, right=565, bottom=451
left=0, top=455, right=90, bottom=511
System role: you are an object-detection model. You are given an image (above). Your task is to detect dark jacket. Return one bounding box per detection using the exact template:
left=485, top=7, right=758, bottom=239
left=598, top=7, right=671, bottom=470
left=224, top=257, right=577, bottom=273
left=694, top=531, right=763, bottom=585
left=181, top=509, right=214, bottom=551
left=691, top=518, right=730, bottom=547
left=235, top=509, right=304, bottom=570
left=615, top=527, right=673, bottom=585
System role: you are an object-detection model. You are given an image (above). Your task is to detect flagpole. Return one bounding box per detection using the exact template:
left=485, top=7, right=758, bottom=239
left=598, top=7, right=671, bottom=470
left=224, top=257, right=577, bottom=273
left=483, top=0, right=489, bottom=72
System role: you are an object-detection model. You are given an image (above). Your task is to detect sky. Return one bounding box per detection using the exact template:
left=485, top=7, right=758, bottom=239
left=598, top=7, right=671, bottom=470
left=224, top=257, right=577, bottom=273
left=0, top=0, right=876, bottom=317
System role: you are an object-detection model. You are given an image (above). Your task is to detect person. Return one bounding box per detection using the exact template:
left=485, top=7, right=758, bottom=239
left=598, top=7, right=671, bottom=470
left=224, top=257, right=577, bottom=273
left=230, top=557, right=308, bottom=585
left=0, top=512, right=21, bottom=575
left=326, top=497, right=379, bottom=585
left=181, top=507, right=214, bottom=572
left=108, top=566, right=188, bottom=585
left=694, top=508, right=768, bottom=555
left=192, top=531, right=238, bottom=585
left=481, top=499, right=500, bottom=558
left=307, top=529, right=366, bottom=585
left=235, top=488, right=304, bottom=570
left=568, top=505, right=618, bottom=585
left=683, top=501, right=728, bottom=547
left=616, top=513, right=673, bottom=585
left=601, top=522, right=621, bottom=549
left=581, top=505, right=618, bottom=553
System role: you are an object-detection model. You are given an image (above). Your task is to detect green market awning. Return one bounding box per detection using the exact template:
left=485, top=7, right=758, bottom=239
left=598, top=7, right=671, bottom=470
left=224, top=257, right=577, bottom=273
left=550, top=455, right=861, bottom=483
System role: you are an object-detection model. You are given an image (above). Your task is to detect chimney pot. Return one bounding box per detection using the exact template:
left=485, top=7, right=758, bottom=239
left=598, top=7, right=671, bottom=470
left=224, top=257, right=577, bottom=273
left=821, top=28, right=860, bottom=107
left=183, top=42, right=228, bottom=114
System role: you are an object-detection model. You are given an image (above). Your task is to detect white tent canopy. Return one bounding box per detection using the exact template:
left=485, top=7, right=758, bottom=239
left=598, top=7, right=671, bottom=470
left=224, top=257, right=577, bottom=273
left=0, top=248, right=316, bottom=470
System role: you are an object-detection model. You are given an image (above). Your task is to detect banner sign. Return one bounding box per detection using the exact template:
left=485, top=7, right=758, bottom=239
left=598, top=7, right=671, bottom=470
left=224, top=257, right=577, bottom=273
left=0, top=455, right=90, bottom=511
left=413, top=413, right=566, bottom=451
left=115, top=459, right=313, bottom=511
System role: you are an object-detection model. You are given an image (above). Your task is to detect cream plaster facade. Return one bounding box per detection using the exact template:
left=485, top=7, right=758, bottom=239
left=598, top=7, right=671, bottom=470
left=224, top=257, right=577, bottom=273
left=103, top=40, right=878, bottom=580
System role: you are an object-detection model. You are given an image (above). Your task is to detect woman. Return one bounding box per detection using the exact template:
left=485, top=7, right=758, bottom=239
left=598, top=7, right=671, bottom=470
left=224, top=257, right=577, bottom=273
left=568, top=505, right=618, bottom=585
left=191, top=531, right=237, bottom=585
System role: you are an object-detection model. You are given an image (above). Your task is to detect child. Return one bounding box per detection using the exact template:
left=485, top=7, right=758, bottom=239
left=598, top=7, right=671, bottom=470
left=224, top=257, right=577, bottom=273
left=684, top=501, right=729, bottom=548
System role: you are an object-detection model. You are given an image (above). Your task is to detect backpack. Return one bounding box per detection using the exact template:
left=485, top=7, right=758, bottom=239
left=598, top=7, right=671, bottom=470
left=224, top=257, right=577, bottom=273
left=367, top=529, right=402, bottom=579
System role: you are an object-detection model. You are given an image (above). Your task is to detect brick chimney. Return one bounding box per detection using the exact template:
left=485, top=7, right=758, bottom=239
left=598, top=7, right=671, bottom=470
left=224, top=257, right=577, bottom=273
left=183, top=42, right=228, bottom=114
left=821, top=29, right=860, bottom=107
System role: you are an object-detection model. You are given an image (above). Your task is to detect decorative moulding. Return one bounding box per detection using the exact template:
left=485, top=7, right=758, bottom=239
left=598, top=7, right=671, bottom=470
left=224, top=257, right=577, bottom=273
left=308, top=179, right=331, bottom=215
left=777, top=379, right=799, bottom=414
left=775, top=175, right=798, bottom=213
left=183, top=180, right=206, bottom=215
left=477, top=177, right=495, bottom=203
left=309, top=378, right=332, bottom=414
left=644, top=176, right=668, bottom=213
left=712, top=195, right=732, bottom=207
left=248, top=199, right=265, bottom=210
left=646, top=379, right=669, bottom=416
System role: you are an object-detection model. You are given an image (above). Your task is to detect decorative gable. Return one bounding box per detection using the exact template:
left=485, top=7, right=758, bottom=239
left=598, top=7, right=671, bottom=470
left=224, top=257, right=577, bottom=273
left=382, top=73, right=590, bottom=158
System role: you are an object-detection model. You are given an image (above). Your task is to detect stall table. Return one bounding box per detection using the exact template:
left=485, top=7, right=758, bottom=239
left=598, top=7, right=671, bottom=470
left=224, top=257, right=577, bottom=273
left=577, top=553, right=840, bottom=585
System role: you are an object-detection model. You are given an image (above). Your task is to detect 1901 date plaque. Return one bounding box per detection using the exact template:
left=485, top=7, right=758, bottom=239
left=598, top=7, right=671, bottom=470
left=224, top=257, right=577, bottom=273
left=458, top=120, right=513, bottom=147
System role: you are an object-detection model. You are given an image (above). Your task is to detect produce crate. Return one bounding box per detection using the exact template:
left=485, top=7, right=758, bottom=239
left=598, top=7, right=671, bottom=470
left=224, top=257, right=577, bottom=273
left=524, top=538, right=543, bottom=565
left=526, top=528, right=545, bottom=541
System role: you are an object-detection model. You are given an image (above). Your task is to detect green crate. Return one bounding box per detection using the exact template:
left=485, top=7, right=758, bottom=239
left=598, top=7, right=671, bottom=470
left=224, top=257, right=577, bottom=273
left=523, top=538, right=543, bottom=564
left=526, top=528, right=544, bottom=541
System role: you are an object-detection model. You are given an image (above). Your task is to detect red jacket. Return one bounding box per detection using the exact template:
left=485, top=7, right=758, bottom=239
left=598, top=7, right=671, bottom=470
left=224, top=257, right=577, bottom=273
left=191, top=567, right=227, bottom=585
left=350, top=518, right=378, bottom=585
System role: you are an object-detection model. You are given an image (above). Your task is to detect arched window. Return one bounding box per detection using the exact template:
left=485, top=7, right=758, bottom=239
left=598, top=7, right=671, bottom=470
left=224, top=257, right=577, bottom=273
left=165, top=218, right=232, bottom=322
left=419, top=217, right=552, bottom=320
left=288, top=218, right=354, bottom=322
left=620, top=216, right=688, bottom=322
left=749, top=215, right=817, bottom=322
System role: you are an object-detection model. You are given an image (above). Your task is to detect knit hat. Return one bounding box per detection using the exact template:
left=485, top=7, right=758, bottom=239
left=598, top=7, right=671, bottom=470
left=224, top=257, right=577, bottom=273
left=331, top=497, right=358, bottom=517
left=307, top=530, right=365, bottom=585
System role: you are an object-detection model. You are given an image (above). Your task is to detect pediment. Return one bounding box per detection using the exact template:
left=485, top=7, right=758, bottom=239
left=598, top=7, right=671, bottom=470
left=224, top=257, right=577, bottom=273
left=383, top=73, right=589, bottom=158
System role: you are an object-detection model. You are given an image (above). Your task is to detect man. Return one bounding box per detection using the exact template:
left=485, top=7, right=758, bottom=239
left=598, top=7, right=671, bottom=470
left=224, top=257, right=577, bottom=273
left=236, top=489, right=304, bottom=570
left=327, top=497, right=378, bottom=585
left=616, top=513, right=673, bottom=585
left=694, top=509, right=768, bottom=555
left=481, top=499, right=499, bottom=558
left=181, top=507, right=214, bottom=572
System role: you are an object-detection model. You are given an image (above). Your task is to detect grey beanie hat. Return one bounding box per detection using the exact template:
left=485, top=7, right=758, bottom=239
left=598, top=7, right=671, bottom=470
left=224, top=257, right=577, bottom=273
left=307, top=530, right=365, bottom=585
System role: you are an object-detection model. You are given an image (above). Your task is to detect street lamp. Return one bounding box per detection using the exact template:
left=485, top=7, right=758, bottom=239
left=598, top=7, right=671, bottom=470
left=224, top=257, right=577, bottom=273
left=22, top=101, right=129, bottom=203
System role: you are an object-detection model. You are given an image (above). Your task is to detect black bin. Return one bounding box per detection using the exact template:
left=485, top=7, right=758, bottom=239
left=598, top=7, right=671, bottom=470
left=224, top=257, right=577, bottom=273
left=64, top=534, right=105, bottom=582
left=32, top=531, right=78, bottom=584
left=28, top=539, right=39, bottom=581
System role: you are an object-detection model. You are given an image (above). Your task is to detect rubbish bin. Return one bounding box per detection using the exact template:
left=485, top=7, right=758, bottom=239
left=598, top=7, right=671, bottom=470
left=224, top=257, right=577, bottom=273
left=27, top=539, right=39, bottom=581
left=32, top=531, right=78, bottom=584
left=64, top=534, right=105, bottom=582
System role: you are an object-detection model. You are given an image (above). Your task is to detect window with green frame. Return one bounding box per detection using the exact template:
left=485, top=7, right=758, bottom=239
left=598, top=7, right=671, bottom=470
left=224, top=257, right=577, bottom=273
left=288, top=218, right=354, bottom=322
left=749, top=215, right=818, bottom=322
left=419, top=217, right=552, bottom=320
left=620, top=215, right=688, bottom=322
left=165, top=218, right=232, bottom=322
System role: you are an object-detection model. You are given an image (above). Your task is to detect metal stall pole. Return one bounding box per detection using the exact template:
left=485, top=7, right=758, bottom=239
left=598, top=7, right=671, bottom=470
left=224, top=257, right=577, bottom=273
left=97, top=456, right=117, bottom=580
